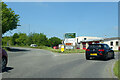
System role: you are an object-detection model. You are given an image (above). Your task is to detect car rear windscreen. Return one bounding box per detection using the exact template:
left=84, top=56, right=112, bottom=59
left=88, top=44, right=103, bottom=49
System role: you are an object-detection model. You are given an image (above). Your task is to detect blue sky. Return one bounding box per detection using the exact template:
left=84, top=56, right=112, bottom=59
left=3, top=2, right=118, bottom=39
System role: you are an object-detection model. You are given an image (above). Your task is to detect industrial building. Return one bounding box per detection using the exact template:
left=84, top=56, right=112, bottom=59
left=64, top=36, right=120, bottom=50
left=79, top=37, right=120, bottom=50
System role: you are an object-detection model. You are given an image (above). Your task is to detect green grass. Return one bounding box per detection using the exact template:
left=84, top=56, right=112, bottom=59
left=59, top=49, right=85, bottom=53
left=114, top=50, right=120, bottom=52
left=14, top=45, right=85, bottom=53
left=35, top=46, right=85, bottom=53
left=113, top=59, right=120, bottom=79
left=3, top=45, right=85, bottom=53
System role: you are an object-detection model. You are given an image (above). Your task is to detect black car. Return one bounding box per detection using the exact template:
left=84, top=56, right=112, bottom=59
left=0, top=48, right=8, bottom=70
left=85, top=43, right=114, bottom=60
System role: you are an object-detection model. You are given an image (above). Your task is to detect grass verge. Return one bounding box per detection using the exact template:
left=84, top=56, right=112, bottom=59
left=31, top=46, right=85, bottom=53
left=3, top=46, right=85, bottom=53
left=114, top=50, right=120, bottom=52
left=113, top=59, right=120, bottom=79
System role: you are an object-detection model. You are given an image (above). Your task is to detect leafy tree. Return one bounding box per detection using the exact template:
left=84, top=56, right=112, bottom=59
left=11, top=33, right=19, bottom=45
left=15, top=33, right=27, bottom=46
left=32, top=33, right=40, bottom=45
left=26, top=33, right=34, bottom=46
left=2, top=36, right=11, bottom=46
left=5, top=32, right=61, bottom=47
left=48, top=37, right=62, bottom=47
left=27, top=33, right=48, bottom=46
left=2, top=2, right=20, bottom=34
left=38, top=33, right=48, bottom=46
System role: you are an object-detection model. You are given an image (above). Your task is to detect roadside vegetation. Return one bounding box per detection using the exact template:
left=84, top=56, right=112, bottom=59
left=2, top=33, right=62, bottom=48
left=114, top=50, right=120, bottom=52
left=3, top=45, right=85, bottom=53
left=34, top=46, right=85, bottom=53
left=113, top=59, right=120, bottom=79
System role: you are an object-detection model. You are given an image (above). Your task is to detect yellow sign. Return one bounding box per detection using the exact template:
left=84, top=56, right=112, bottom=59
left=61, top=45, right=64, bottom=52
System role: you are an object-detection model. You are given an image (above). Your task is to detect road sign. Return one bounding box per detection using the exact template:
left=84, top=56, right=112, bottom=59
left=64, top=33, right=76, bottom=38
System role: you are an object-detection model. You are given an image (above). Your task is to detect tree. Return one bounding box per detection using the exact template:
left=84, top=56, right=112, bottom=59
left=48, top=37, right=62, bottom=47
left=2, top=36, right=11, bottom=46
left=2, top=2, right=20, bottom=34
left=32, top=33, right=40, bottom=45
left=26, top=33, right=34, bottom=46
left=38, top=33, right=48, bottom=46
left=27, top=33, right=48, bottom=46
left=11, top=33, right=19, bottom=45
left=15, top=33, right=27, bottom=46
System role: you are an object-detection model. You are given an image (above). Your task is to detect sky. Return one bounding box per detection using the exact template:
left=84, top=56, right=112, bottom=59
left=2, top=0, right=120, bottom=2
left=3, top=2, right=118, bottom=39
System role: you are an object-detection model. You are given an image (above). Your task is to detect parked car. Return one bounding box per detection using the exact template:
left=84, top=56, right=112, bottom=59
left=30, top=44, right=37, bottom=47
left=53, top=46, right=59, bottom=49
left=85, top=43, right=114, bottom=60
left=0, top=48, right=8, bottom=70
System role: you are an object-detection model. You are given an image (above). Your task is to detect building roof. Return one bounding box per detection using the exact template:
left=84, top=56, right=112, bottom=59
left=80, top=37, right=120, bottom=42
left=76, top=36, right=103, bottom=38
left=103, top=37, right=120, bottom=41
left=81, top=39, right=103, bottom=42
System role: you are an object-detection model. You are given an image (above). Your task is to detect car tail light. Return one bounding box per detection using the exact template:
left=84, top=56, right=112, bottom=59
left=98, top=49, right=104, bottom=51
left=99, top=53, right=103, bottom=55
left=86, top=49, right=90, bottom=51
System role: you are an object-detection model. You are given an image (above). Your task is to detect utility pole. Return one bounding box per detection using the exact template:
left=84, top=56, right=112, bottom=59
left=28, top=24, right=30, bottom=34
left=104, top=35, right=107, bottom=38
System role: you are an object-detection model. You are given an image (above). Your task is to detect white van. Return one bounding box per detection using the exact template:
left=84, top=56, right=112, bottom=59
left=30, top=44, right=37, bottom=47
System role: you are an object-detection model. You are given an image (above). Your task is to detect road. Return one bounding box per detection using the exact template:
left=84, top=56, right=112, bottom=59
left=2, top=47, right=119, bottom=78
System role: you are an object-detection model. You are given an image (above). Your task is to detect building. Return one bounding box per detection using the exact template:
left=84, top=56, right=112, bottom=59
left=63, top=33, right=120, bottom=50
left=103, top=37, right=120, bottom=50
left=75, top=36, right=103, bottom=49
left=76, top=36, right=103, bottom=43
left=80, top=37, right=120, bottom=50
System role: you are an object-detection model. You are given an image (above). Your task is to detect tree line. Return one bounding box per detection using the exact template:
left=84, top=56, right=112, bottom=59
left=2, top=33, right=62, bottom=47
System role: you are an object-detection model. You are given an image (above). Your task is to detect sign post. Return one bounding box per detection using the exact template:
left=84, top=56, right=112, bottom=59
left=64, top=33, right=76, bottom=49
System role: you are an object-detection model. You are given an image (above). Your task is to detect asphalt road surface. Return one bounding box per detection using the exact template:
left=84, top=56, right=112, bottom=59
left=2, top=47, right=119, bottom=78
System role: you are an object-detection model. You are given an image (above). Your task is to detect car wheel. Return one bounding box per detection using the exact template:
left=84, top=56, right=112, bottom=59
left=2, top=57, right=7, bottom=70
left=86, top=56, right=90, bottom=60
left=103, top=54, right=108, bottom=60
left=111, top=52, right=115, bottom=59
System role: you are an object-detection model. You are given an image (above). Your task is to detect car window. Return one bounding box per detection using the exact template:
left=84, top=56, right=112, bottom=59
left=104, top=44, right=110, bottom=49
left=88, top=44, right=102, bottom=49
